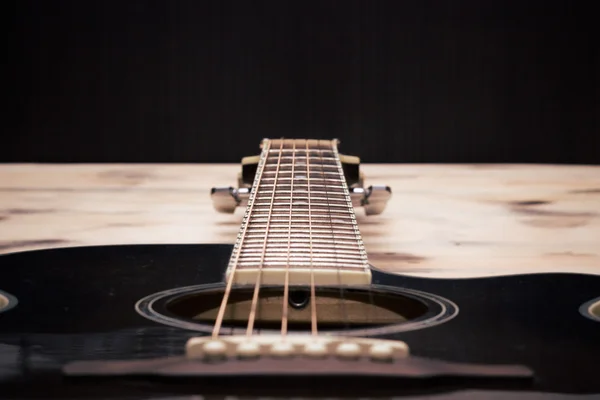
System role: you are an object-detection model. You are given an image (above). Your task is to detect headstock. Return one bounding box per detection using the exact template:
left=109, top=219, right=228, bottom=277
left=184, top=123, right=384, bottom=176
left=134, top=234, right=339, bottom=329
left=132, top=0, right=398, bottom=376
left=211, top=146, right=391, bottom=216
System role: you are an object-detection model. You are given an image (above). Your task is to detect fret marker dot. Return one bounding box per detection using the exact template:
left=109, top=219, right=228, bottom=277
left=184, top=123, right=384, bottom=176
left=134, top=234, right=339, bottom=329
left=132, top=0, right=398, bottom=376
left=202, top=340, right=227, bottom=358
left=335, top=342, right=361, bottom=359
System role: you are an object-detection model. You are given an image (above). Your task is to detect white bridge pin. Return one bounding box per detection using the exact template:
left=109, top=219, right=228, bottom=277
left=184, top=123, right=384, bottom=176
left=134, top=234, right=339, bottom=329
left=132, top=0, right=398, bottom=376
left=303, top=340, right=327, bottom=358
left=335, top=341, right=361, bottom=359
left=202, top=339, right=227, bottom=358
left=237, top=341, right=260, bottom=358
left=270, top=340, right=294, bottom=357
left=369, top=342, right=395, bottom=361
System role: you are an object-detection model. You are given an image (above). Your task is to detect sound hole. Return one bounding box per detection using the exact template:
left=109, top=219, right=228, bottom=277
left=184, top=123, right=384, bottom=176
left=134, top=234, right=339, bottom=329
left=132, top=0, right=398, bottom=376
left=166, top=287, right=427, bottom=331
left=136, top=284, right=458, bottom=335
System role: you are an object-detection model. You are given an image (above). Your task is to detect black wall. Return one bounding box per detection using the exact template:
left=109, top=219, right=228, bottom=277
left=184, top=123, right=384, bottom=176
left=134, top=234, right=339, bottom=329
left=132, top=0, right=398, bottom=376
left=7, top=1, right=599, bottom=163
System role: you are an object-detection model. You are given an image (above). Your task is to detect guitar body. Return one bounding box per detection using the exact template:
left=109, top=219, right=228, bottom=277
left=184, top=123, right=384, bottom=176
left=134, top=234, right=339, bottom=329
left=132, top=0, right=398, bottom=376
left=1, top=244, right=599, bottom=398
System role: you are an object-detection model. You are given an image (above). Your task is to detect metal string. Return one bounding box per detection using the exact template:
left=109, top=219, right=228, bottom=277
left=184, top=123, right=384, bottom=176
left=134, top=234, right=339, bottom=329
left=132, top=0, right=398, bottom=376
left=245, top=139, right=285, bottom=335
left=306, top=140, right=318, bottom=336
left=211, top=140, right=272, bottom=338
left=281, top=140, right=296, bottom=336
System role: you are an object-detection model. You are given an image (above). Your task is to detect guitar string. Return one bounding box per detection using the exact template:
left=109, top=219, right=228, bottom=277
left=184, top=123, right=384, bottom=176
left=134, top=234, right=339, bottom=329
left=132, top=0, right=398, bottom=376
left=322, top=140, right=350, bottom=330
left=245, top=139, right=285, bottom=335
left=281, top=139, right=296, bottom=336
left=211, top=139, right=272, bottom=339
left=307, top=140, right=318, bottom=336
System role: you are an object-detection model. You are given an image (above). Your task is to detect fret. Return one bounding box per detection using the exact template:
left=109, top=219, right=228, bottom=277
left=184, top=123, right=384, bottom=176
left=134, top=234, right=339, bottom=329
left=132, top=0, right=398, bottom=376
left=240, top=237, right=361, bottom=245
left=256, top=186, right=345, bottom=193
left=238, top=252, right=364, bottom=261
left=252, top=203, right=352, bottom=214
left=239, top=246, right=363, bottom=256
left=268, top=149, right=334, bottom=154
left=244, top=233, right=360, bottom=241
left=260, top=176, right=344, bottom=183
left=237, top=261, right=364, bottom=269
left=244, top=233, right=360, bottom=242
left=245, top=226, right=356, bottom=234
left=262, top=170, right=341, bottom=175
left=238, top=257, right=365, bottom=266
left=240, top=250, right=363, bottom=259
left=252, top=207, right=352, bottom=219
left=240, top=240, right=363, bottom=251
left=252, top=203, right=350, bottom=210
left=249, top=212, right=354, bottom=219
left=264, top=157, right=338, bottom=163
left=254, top=194, right=347, bottom=201
left=254, top=192, right=348, bottom=198
left=263, top=166, right=339, bottom=173
left=249, top=219, right=355, bottom=227
left=243, top=223, right=357, bottom=232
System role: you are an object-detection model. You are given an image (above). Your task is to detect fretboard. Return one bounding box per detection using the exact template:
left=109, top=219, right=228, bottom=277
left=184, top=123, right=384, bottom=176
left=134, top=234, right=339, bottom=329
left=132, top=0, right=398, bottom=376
left=226, top=139, right=371, bottom=286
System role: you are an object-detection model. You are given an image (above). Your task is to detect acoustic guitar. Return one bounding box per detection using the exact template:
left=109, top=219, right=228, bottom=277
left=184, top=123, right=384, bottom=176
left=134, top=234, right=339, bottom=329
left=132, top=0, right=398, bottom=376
left=0, top=138, right=599, bottom=399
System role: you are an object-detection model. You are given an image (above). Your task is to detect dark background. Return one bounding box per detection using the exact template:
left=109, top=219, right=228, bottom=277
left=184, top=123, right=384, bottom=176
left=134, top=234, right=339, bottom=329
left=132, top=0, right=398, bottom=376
left=6, top=0, right=599, bottom=163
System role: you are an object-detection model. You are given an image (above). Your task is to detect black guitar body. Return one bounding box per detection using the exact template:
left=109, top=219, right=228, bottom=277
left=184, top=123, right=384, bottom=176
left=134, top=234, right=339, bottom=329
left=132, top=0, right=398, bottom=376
left=0, top=244, right=599, bottom=399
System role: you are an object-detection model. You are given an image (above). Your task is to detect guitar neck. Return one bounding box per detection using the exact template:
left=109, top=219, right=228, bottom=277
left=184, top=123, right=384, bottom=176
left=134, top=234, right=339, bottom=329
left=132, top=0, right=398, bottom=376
left=226, top=138, right=371, bottom=286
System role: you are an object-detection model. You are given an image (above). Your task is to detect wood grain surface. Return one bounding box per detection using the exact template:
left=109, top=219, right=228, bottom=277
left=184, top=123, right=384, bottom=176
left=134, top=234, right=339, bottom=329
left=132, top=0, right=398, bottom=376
left=1, top=164, right=599, bottom=278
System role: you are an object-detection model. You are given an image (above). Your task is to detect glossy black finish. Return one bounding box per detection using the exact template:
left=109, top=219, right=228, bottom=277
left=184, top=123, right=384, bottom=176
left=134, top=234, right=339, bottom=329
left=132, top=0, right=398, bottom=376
left=0, top=244, right=599, bottom=398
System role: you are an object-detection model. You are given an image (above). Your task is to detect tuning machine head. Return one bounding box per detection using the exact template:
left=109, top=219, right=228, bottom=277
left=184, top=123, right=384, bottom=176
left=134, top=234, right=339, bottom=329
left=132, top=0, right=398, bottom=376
left=211, top=151, right=391, bottom=215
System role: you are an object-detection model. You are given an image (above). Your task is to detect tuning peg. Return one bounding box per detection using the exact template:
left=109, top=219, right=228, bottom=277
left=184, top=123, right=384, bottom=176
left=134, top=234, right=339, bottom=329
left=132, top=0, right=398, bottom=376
left=350, top=185, right=392, bottom=215
left=211, top=187, right=250, bottom=214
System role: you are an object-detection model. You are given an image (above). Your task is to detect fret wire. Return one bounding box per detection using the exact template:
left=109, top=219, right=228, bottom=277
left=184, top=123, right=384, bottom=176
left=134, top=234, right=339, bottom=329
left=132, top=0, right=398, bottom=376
left=245, top=227, right=357, bottom=234
left=248, top=233, right=356, bottom=239
left=237, top=262, right=364, bottom=269
left=256, top=191, right=347, bottom=196
left=239, top=248, right=363, bottom=256
left=262, top=170, right=340, bottom=175
left=252, top=207, right=353, bottom=213
left=249, top=218, right=355, bottom=225
left=244, top=241, right=360, bottom=253
left=238, top=255, right=365, bottom=263
left=241, top=237, right=361, bottom=245
left=243, top=224, right=357, bottom=231
left=251, top=212, right=354, bottom=219
left=253, top=198, right=350, bottom=204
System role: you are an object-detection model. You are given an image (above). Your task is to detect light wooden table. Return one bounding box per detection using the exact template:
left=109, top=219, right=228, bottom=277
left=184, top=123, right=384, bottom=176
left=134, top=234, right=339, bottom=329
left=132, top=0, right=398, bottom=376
left=1, top=164, right=599, bottom=278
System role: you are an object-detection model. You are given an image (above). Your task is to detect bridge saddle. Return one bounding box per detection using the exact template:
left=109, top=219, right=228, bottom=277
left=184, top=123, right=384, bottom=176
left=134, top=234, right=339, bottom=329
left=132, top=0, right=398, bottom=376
left=185, top=335, right=409, bottom=362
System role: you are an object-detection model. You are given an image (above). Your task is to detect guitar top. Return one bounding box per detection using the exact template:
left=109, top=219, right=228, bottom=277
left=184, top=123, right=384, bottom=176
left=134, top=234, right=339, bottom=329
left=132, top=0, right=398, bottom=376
left=1, top=138, right=599, bottom=399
